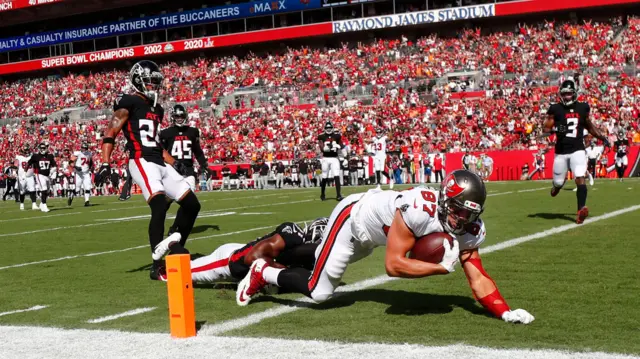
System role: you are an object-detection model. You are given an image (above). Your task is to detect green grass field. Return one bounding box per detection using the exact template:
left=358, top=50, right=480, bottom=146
left=1, top=180, right=639, bottom=356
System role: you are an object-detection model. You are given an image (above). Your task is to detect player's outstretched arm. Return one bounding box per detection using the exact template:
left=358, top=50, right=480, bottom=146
left=461, top=249, right=534, bottom=324
left=385, top=210, right=455, bottom=278
left=101, top=109, right=128, bottom=164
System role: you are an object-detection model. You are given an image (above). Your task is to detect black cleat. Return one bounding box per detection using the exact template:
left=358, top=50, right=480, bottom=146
left=149, top=262, right=167, bottom=281
left=84, top=201, right=91, bottom=207
left=336, top=196, right=344, bottom=201
left=67, top=198, right=72, bottom=207
left=320, top=194, right=326, bottom=201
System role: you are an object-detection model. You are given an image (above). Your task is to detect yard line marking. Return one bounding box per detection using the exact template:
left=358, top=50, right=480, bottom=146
left=0, top=326, right=635, bottom=359
left=0, top=224, right=289, bottom=271
left=199, top=203, right=640, bottom=336
left=0, top=305, right=48, bottom=317
left=86, top=307, right=156, bottom=324
left=97, top=212, right=237, bottom=221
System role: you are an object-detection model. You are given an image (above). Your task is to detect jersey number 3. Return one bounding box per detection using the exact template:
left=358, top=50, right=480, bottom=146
left=566, top=118, right=578, bottom=138
left=171, top=140, right=192, bottom=160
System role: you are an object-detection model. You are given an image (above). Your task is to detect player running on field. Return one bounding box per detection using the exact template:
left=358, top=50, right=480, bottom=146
left=543, top=79, right=610, bottom=224
left=236, top=170, right=534, bottom=325
left=69, top=142, right=94, bottom=207
left=98, top=60, right=201, bottom=281
left=15, top=144, right=38, bottom=211
left=28, top=143, right=57, bottom=213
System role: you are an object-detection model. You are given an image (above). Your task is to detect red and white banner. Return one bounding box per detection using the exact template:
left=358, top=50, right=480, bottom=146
left=0, top=0, right=63, bottom=13
left=445, top=147, right=640, bottom=181
left=0, top=23, right=332, bottom=75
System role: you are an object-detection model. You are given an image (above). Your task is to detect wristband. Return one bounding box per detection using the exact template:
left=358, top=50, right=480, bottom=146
left=102, top=137, right=115, bottom=145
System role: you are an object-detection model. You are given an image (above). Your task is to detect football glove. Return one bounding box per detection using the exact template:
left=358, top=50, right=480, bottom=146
left=438, top=239, right=460, bottom=273
left=97, top=163, right=110, bottom=183
left=502, top=309, right=535, bottom=324
left=173, top=162, right=188, bottom=176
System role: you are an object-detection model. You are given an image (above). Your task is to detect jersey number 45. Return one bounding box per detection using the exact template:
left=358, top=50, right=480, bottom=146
left=171, top=140, right=192, bottom=160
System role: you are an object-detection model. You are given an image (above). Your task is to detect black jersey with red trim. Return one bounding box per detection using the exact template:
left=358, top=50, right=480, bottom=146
left=66, top=174, right=76, bottom=185
left=28, top=153, right=57, bottom=177
left=547, top=102, right=590, bottom=155
left=228, top=222, right=307, bottom=279
left=318, top=132, right=343, bottom=158
left=113, top=94, right=165, bottom=165
left=615, top=139, right=629, bottom=157
left=159, top=126, right=205, bottom=177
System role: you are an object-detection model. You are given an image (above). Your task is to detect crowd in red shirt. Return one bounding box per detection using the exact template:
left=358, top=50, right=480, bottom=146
left=1, top=16, right=640, bottom=169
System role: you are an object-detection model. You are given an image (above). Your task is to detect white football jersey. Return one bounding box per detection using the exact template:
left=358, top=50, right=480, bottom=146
left=73, top=151, right=92, bottom=173
left=372, top=136, right=387, bottom=157
left=585, top=146, right=601, bottom=159
left=16, top=155, right=31, bottom=177
left=351, top=187, right=485, bottom=250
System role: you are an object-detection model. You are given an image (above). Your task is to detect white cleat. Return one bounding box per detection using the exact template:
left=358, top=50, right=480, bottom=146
left=389, top=181, right=394, bottom=190
left=375, top=185, right=381, bottom=191
left=19, top=203, right=25, bottom=211
left=152, top=232, right=182, bottom=261
left=32, top=203, right=39, bottom=211
left=40, top=204, right=50, bottom=213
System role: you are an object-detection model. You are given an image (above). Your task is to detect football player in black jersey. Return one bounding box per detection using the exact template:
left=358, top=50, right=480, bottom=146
left=28, top=143, right=57, bottom=213
left=160, top=104, right=210, bottom=235
left=543, top=80, right=610, bottom=224
left=317, top=121, right=344, bottom=201
left=98, top=60, right=201, bottom=280
left=154, top=218, right=327, bottom=285
left=614, top=130, right=629, bottom=181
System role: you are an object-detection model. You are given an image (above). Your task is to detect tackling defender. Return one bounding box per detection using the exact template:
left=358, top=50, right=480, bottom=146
left=544, top=80, right=610, bottom=224
left=98, top=60, right=201, bottom=280
left=237, top=170, right=534, bottom=325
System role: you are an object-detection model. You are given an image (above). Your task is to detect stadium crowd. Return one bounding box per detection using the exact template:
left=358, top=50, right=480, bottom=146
left=1, top=16, right=639, bottom=171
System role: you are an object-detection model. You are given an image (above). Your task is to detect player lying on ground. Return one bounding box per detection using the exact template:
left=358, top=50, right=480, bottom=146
left=236, top=170, right=534, bottom=324
left=154, top=219, right=327, bottom=283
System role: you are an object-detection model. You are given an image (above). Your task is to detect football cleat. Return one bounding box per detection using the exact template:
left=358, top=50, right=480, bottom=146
left=236, top=259, right=268, bottom=307
left=84, top=201, right=91, bottom=207
left=40, top=204, right=50, bottom=213
left=32, top=203, right=39, bottom=210
left=550, top=186, right=560, bottom=197
left=152, top=232, right=182, bottom=261
left=336, top=196, right=344, bottom=201
left=67, top=198, right=73, bottom=207
left=149, top=262, right=167, bottom=281
left=576, top=206, right=589, bottom=224
left=389, top=180, right=394, bottom=190
left=320, top=194, right=326, bottom=201
left=19, top=203, right=24, bottom=211
left=375, top=185, right=381, bottom=191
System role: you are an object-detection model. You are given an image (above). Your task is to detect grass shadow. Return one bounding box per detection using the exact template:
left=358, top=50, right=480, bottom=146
left=527, top=212, right=575, bottom=222
left=191, top=224, right=221, bottom=234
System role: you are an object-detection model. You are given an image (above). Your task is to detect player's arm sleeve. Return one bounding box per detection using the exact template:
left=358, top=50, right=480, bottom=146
left=275, top=222, right=305, bottom=249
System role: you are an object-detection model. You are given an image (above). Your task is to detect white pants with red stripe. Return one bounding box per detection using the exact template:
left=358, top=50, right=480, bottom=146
left=191, top=243, right=243, bottom=283
left=129, top=158, right=191, bottom=201
left=307, top=193, right=373, bottom=303
left=75, top=171, right=93, bottom=191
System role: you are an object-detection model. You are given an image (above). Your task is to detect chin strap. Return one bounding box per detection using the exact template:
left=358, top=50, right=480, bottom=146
left=466, top=257, right=510, bottom=318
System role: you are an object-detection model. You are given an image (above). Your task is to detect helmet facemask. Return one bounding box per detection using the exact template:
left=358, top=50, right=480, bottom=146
left=38, top=143, right=48, bottom=155
left=131, top=61, right=164, bottom=107
left=438, top=197, right=483, bottom=235
left=559, top=80, right=577, bottom=106
left=172, top=106, right=188, bottom=127
left=303, top=218, right=328, bottom=244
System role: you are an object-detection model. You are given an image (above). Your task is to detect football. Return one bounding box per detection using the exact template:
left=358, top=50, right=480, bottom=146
left=409, top=232, right=454, bottom=264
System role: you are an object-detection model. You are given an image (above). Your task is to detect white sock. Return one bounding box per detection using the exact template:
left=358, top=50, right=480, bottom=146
left=262, top=266, right=283, bottom=285
left=84, top=193, right=90, bottom=202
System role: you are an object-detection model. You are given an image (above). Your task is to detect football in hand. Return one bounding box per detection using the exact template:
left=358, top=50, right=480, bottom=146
left=409, top=232, right=454, bottom=264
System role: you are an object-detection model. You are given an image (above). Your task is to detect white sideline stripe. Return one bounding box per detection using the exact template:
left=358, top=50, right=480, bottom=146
left=0, top=305, right=48, bottom=317
left=199, top=203, right=640, bottom=336
left=97, top=212, right=237, bottom=222
left=0, top=224, right=289, bottom=271
left=0, top=326, right=636, bottom=359
left=86, top=307, right=156, bottom=324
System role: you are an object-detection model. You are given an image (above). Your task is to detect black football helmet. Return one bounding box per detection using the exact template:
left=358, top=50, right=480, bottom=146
left=21, top=144, right=30, bottom=155
left=81, top=142, right=89, bottom=151
left=130, top=60, right=163, bottom=106
left=171, top=104, right=188, bottom=126
left=559, top=79, right=577, bottom=106
left=303, top=217, right=328, bottom=244
left=38, top=142, right=49, bottom=155
left=324, top=121, right=334, bottom=135
left=438, top=170, right=486, bottom=235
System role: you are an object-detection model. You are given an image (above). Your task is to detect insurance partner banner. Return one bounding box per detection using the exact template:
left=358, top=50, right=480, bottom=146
left=0, top=0, right=321, bottom=53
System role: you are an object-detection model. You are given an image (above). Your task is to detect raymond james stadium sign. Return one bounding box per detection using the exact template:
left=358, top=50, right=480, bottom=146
left=332, top=4, right=495, bottom=33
